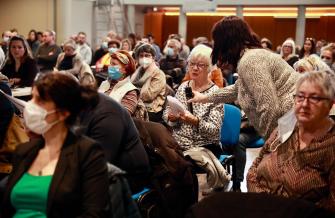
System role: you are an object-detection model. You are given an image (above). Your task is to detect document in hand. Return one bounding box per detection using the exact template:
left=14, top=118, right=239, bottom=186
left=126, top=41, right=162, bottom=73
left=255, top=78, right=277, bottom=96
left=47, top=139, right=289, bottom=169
left=0, top=89, right=27, bottom=113
left=166, top=96, right=186, bottom=116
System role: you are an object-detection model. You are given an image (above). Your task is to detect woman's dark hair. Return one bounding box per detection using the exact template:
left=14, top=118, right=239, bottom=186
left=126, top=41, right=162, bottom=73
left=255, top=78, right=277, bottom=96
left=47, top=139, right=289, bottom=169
left=211, top=16, right=261, bottom=69
left=299, top=37, right=316, bottom=59
left=34, top=72, right=99, bottom=126
left=28, top=29, right=37, bottom=41
left=6, top=35, right=33, bottom=64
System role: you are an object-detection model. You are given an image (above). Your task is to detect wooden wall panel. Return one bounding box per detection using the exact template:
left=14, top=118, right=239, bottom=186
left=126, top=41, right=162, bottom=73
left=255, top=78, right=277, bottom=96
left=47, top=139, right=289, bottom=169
left=146, top=13, right=335, bottom=50
left=144, top=12, right=164, bottom=47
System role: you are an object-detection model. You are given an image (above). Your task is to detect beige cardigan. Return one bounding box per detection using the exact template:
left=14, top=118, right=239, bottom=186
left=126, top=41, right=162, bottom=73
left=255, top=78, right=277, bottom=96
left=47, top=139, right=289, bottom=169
left=208, top=49, right=301, bottom=139
left=131, top=62, right=166, bottom=113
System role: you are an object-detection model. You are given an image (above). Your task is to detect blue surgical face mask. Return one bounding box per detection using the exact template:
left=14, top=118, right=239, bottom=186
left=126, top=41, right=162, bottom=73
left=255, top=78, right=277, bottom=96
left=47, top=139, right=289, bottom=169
left=166, top=47, right=175, bottom=57
left=108, top=47, right=118, bottom=54
left=108, top=65, right=123, bottom=80
left=101, top=42, right=108, bottom=49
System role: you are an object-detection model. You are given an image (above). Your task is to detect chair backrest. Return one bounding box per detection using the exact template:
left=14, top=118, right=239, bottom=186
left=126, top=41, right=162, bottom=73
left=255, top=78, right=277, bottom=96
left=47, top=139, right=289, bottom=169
left=220, top=104, right=241, bottom=146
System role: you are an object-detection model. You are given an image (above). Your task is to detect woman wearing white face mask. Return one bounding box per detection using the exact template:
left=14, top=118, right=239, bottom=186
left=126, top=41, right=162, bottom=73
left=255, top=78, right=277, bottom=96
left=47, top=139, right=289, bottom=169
left=1, top=72, right=109, bottom=218
left=131, top=43, right=166, bottom=123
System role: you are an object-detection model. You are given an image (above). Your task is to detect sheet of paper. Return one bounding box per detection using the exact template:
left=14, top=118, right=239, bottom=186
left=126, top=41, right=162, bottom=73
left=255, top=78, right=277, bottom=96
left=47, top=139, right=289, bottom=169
left=166, top=96, right=186, bottom=116
left=0, top=89, right=27, bottom=113
left=11, top=87, right=32, bottom=97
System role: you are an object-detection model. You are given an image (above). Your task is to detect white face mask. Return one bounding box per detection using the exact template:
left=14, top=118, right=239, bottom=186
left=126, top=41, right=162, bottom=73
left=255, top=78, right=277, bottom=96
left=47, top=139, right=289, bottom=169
left=23, top=101, right=59, bottom=135
left=322, top=58, right=332, bottom=67
left=139, top=57, right=153, bottom=69
left=3, top=36, right=10, bottom=43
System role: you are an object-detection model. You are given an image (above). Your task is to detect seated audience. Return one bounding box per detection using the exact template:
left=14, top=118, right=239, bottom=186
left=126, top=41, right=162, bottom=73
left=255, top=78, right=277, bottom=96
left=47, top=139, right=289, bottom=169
left=91, top=37, right=110, bottom=66
left=280, top=39, right=299, bottom=67
left=55, top=40, right=95, bottom=86
left=320, top=46, right=335, bottom=71
left=78, top=92, right=150, bottom=193
left=98, top=50, right=148, bottom=120
left=26, top=29, right=40, bottom=56
left=299, top=37, right=317, bottom=59
left=261, top=37, right=273, bottom=51
left=247, top=71, right=335, bottom=213
left=293, top=54, right=333, bottom=74
left=131, top=43, right=166, bottom=123
left=163, top=44, right=229, bottom=189
left=35, top=30, right=62, bottom=72
left=159, top=38, right=187, bottom=87
left=1, top=31, right=12, bottom=56
left=1, top=72, right=109, bottom=217
left=120, top=39, right=132, bottom=53
left=76, top=32, right=92, bottom=65
left=1, top=35, right=38, bottom=87
left=95, top=39, right=120, bottom=73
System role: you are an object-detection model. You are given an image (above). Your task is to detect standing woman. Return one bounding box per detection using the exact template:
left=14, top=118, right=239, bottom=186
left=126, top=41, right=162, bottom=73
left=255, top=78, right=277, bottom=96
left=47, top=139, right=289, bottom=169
left=1, top=73, right=109, bottom=218
left=131, top=43, right=166, bottom=122
left=190, top=16, right=301, bottom=139
left=299, top=37, right=316, bottom=59
left=1, top=35, right=38, bottom=87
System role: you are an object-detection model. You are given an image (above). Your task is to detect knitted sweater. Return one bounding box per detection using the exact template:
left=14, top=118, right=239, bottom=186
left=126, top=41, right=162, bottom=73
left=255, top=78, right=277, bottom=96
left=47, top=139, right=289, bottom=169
left=208, top=49, right=301, bottom=139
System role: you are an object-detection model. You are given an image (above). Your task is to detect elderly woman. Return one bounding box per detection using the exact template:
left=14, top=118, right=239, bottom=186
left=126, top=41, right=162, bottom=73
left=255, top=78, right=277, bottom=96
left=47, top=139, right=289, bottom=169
left=1, top=73, right=109, bottom=217
left=1, top=35, right=38, bottom=87
left=55, top=39, right=95, bottom=86
left=163, top=44, right=230, bottom=189
left=131, top=43, right=166, bottom=122
left=98, top=50, right=147, bottom=120
left=247, top=71, right=335, bottom=212
left=190, top=16, right=301, bottom=140
left=294, top=54, right=333, bottom=74
left=159, top=38, right=187, bottom=87
left=280, top=39, right=299, bottom=68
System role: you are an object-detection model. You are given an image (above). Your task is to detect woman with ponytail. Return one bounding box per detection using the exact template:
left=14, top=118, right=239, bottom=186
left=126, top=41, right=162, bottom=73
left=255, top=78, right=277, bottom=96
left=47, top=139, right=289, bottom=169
left=1, top=72, right=109, bottom=218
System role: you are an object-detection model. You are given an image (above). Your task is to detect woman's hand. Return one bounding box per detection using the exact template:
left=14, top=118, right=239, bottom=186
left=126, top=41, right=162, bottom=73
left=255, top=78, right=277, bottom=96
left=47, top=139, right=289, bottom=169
left=180, top=111, right=199, bottom=126
left=168, top=113, right=180, bottom=122
left=187, top=91, right=209, bottom=103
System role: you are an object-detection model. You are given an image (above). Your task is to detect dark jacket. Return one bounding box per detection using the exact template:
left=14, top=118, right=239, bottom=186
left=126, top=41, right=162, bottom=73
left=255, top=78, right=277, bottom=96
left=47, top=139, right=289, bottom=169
left=159, top=55, right=186, bottom=85
left=78, top=94, right=150, bottom=177
left=1, top=131, right=109, bottom=218
left=0, top=82, right=14, bottom=146
left=1, top=58, right=38, bottom=87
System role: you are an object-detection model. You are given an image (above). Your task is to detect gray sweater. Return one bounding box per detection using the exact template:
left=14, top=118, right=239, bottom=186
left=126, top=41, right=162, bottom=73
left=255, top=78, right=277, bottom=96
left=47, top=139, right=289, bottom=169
left=208, top=49, right=301, bottom=139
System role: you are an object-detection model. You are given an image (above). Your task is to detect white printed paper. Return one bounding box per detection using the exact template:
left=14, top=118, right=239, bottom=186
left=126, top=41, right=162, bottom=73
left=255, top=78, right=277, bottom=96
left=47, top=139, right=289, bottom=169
left=166, top=96, right=186, bottom=116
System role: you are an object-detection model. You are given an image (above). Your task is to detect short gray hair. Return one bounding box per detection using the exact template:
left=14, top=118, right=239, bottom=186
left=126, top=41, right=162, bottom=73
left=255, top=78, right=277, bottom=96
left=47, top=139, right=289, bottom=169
left=295, top=71, right=335, bottom=100
left=187, top=44, right=213, bottom=72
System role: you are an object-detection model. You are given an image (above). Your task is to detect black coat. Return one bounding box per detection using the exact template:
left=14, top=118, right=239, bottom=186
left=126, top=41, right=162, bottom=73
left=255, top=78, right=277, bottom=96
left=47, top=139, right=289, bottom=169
left=1, top=131, right=109, bottom=218
left=78, top=94, right=150, bottom=177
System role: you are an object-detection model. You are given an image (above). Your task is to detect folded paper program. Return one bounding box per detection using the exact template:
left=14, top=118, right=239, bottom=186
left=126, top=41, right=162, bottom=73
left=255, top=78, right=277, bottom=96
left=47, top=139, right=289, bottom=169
left=167, top=96, right=186, bottom=116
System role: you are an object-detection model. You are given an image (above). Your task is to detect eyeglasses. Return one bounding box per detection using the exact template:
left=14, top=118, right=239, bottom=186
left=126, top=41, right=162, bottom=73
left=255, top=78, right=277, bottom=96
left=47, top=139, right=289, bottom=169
left=188, top=61, right=208, bottom=69
left=293, top=94, right=330, bottom=104
left=305, top=37, right=315, bottom=41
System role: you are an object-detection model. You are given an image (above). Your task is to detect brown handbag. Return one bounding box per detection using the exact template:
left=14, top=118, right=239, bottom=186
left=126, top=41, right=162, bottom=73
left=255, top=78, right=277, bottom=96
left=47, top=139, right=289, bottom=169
left=0, top=114, right=29, bottom=174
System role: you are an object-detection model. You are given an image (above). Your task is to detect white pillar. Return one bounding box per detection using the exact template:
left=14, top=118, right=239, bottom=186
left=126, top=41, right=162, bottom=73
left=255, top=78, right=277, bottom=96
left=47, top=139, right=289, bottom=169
left=126, top=4, right=135, bottom=34
left=55, top=0, right=72, bottom=44
left=236, top=5, right=243, bottom=19
left=296, top=5, right=306, bottom=48
left=178, top=7, right=187, bottom=40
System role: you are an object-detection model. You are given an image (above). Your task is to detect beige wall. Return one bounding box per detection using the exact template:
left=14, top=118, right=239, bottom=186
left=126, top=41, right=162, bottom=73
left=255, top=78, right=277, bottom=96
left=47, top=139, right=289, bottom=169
left=0, top=0, right=54, bottom=37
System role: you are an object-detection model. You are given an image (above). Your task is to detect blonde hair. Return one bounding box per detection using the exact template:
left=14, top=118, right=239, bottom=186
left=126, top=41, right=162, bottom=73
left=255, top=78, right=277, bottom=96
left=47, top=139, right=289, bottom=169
left=187, top=44, right=213, bottom=73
